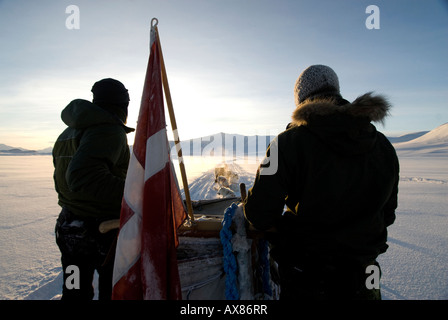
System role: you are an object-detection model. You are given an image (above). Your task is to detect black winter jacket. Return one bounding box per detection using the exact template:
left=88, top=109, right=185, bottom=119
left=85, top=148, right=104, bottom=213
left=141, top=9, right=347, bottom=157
left=244, top=93, right=399, bottom=265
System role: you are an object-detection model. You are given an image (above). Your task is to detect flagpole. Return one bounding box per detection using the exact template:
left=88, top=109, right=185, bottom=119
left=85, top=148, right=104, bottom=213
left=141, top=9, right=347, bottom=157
left=152, top=19, right=195, bottom=223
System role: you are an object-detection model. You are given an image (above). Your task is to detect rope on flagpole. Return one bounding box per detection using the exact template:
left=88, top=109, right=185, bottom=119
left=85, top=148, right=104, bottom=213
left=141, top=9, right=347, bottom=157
left=151, top=18, right=195, bottom=222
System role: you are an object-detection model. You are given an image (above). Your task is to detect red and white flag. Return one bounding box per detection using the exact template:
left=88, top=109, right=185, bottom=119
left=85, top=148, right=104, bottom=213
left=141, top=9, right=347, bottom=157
left=112, top=27, right=187, bottom=300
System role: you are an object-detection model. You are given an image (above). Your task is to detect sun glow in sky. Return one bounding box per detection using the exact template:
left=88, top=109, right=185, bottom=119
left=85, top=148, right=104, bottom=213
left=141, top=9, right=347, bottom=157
left=0, top=0, right=447, bottom=150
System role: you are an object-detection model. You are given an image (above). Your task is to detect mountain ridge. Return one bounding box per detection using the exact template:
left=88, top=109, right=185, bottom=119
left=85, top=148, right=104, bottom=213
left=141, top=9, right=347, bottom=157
left=2, top=123, right=447, bottom=156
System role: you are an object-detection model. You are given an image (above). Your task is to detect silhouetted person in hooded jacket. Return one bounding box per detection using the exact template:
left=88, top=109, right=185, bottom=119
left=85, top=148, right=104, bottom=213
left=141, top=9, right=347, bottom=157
left=244, top=65, right=399, bottom=300
left=53, top=78, right=134, bottom=300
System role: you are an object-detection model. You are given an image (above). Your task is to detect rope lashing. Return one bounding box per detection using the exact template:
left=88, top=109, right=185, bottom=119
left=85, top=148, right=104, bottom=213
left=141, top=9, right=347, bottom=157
left=259, top=239, right=273, bottom=297
left=220, top=202, right=239, bottom=300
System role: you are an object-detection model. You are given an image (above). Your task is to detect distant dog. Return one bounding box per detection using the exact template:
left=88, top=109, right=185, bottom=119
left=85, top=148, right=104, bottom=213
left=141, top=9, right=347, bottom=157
left=216, top=175, right=230, bottom=187
left=215, top=167, right=226, bottom=180
left=217, top=187, right=235, bottom=198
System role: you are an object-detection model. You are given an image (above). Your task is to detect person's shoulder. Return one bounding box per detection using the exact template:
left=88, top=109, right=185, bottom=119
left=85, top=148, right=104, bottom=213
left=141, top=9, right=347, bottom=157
left=376, top=130, right=398, bottom=158
left=376, top=131, right=394, bottom=147
left=278, top=125, right=311, bottom=142
left=83, top=122, right=127, bottom=142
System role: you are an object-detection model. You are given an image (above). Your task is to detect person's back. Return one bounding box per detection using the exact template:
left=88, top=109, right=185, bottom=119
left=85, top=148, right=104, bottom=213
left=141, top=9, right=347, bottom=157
left=244, top=65, right=399, bottom=300
left=53, top=98, right=132, bottom=219
left=53, top=78, right=134, bottom=300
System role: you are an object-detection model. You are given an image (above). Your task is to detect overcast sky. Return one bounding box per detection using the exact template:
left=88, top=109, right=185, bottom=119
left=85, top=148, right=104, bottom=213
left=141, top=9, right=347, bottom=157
left=0, top=0, right=447, bottom=149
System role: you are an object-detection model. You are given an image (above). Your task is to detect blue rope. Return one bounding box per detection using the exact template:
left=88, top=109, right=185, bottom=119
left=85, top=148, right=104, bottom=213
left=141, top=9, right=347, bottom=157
left=259, top=239, right=273, bottom=297
left=220, top=203, right=239, bottom=300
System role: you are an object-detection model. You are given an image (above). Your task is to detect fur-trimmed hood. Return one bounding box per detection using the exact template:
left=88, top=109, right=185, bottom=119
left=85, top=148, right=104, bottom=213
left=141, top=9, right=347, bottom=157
left=291, top=92, right=391, bottom=126
left=289, top=92, right=392, bottom=156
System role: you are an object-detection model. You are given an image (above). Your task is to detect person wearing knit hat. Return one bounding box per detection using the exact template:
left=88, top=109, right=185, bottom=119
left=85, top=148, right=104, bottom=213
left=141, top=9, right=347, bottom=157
left=53, top=78, right=134, bottom=300
left=294, top=65, right=341, bottom=105
left=244, top=65, right=399, bottom=300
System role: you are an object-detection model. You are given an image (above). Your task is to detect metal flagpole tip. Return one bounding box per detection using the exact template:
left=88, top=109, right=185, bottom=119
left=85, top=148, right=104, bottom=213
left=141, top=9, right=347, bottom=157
left=150, top=18, right=158, bottom=47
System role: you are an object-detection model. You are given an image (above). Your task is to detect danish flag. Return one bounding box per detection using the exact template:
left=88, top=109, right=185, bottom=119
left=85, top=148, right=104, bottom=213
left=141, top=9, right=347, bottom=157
left=111, top=27, right=187, bottom=300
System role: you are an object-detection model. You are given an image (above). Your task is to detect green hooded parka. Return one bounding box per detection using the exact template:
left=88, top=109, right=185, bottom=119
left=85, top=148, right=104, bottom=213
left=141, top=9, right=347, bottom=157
left=53, top=99, right=134, bottom=220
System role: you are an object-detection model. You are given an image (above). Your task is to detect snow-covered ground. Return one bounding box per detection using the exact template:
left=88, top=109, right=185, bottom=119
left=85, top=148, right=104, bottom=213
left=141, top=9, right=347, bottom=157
left=0, top=124, right=447, bottom=300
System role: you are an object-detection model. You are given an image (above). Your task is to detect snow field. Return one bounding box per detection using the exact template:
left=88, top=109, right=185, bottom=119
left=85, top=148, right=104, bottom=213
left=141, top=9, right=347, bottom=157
left=0, top=124, right=447, bottom=299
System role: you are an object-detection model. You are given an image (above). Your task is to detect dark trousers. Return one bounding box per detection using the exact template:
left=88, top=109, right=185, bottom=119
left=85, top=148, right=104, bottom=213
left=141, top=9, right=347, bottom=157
left=278, top=259, right=382, bottom=300
left=55, top=208, right=117, bottom=300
